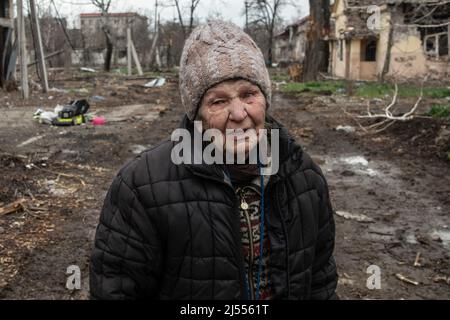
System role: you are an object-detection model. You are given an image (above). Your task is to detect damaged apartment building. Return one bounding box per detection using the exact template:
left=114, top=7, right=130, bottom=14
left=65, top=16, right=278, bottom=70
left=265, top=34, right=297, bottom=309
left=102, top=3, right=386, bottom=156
left=274, top=17, right=309, bottom=67
left=330, top=0, right=450, bottom=81
left=78, top=12, right=149, bottom=67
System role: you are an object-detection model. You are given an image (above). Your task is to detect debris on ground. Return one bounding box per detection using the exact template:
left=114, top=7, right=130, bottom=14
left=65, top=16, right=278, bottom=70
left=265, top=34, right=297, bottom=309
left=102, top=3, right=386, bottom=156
left=0, top=198, right=26, bottom=216
left=395, top=273, right=420, bottom=286
left=80, top=67, right=96, bottom=73
left=91, top=95, right=106, bottom=102
left=92, top=116, right=106, bottom=126
left=336, top=125, right=356, bottom=133
left=335, top=210, right=375, bottom=223
left=144, top=77, right=166, bottom=88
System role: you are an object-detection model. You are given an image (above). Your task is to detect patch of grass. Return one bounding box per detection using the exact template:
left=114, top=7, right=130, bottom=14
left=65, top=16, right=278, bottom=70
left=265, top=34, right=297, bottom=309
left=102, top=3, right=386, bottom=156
left=356, top=83, right=450, bottom=99
left=279, top=80, right=450, bottom=99
left=271, top=74, right=290, bottom=82
left=280, top=81, right=346, bottom=94
left=426, top=105, right=450, bottom=118
left=269, top=69, right=290, bottom=83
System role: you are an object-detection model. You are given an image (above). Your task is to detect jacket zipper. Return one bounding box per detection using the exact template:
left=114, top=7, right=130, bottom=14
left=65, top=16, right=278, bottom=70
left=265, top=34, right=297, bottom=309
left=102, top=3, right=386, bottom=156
left=238, top=186, right=257, bottom=300
left=188, top=169, right=290, bottom=300
left=188, top=170, right=248, bottom=299
left=275, top=184, right=291, bottom=299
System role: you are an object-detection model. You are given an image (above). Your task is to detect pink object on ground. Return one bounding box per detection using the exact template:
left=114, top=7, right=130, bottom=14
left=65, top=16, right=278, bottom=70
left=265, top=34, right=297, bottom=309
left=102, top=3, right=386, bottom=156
left=92, top=117, right=106, bottom=125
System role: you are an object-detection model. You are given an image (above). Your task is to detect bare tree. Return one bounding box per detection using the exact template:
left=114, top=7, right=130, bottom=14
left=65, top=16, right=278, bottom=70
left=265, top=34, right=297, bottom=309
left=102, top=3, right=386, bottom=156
left=173, top=0, right=201, bottom=39
left=302, top=0, right=330, bottom=81
left=90, top=0, right=113, bottom=71
left=246, top=0, right=294, bottom=66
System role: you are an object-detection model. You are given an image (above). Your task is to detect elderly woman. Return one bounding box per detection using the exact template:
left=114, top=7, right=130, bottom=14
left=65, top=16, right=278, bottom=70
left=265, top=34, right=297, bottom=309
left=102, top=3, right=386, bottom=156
left=90, top=21, right=338, bottom=300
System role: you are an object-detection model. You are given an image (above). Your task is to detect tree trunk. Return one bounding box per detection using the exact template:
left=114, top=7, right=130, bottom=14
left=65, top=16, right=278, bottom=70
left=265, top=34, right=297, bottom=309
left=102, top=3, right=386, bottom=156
left=380, top=20, right=393, bottom=82
left=103, top=29, right=112, bottom=72
left=302, top=0, right=330, bottom=82
left=267, top=28, right=274, bottom=66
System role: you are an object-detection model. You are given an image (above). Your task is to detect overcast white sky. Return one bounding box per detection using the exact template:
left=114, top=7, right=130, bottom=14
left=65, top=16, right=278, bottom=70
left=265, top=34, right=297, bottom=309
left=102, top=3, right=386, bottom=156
left=42, top=0, right=309, bottom=29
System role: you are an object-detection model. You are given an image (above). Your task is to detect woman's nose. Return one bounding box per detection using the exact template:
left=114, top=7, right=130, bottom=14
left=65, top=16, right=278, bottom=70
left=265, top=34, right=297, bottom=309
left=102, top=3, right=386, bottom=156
left=228, top=99, right=247, bottom=122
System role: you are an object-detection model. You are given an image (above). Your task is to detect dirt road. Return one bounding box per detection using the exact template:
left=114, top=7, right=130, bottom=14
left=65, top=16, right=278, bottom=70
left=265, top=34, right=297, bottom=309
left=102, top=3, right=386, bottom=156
left=0, top=73, right=449, bottom=299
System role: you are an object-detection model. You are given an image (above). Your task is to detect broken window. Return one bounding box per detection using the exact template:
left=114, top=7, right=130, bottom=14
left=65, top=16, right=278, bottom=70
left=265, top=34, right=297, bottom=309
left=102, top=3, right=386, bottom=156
left=424, top=32, right=449, bottom=57
left=118, top=50, right=127, bottom=59
left=361, top=39, right=377, bottom=62
left=420, top=25, right=449, bottom=58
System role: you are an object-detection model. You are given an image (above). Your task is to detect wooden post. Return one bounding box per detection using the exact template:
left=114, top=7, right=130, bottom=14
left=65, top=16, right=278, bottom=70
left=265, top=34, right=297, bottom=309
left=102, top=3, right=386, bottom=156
left=29, top=0, right=48, bottom=92
left=17, top=0, right=29, bottom=99
left=130, top=40, right=143, bottom=75
left=127, top=26, right=132, bottom=75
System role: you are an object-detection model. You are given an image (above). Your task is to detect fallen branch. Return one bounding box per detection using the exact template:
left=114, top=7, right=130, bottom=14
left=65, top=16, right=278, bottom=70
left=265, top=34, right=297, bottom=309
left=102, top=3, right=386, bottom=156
left=28, top=164, right=86, bottom=186
left=341, top=79, right=426, bottom=133
left=396, top=273, right=419, bottom=286
left=414, top=252, right=422, bottom=267
left=0, top=199, right=27, bottom=216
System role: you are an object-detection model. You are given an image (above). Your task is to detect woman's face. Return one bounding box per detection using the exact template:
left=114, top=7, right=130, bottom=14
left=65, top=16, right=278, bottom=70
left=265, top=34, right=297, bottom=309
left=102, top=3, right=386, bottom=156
left=198, top=79, right=266, bottom=157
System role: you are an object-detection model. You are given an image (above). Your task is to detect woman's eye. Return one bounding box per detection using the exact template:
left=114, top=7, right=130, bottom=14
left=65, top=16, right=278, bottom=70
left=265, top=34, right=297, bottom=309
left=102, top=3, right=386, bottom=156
left=243, top=91, right=256, bottom=99
left=212, top=100, right=226, bottom=106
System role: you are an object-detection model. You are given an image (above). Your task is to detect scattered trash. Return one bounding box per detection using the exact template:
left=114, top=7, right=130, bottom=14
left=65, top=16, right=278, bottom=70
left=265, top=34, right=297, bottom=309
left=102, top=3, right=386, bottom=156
left=433, top=275, right=450, bottom=285
left=130, top=144, right=150, bottom=155
left=336, top=125, right=356, bottom=133
left=92, top=116, right=106, bottom=126
left=91, top=95, right=106, bottom=102
left=335, top=210, right=374, bottom=223
left=0, top=198, right=26, bottom=216
left=413, top=252, right=422, bottom=267
left=342, top=156, right=369, bottom=166
left=144, top=77, right=166, bottom=88
left=49, top=87, right=69, bottom=94
left=395, top=273, right=419, bottom=286
left=34, top=109, right=57, bottom=125
left=53, top=100, right=90, bottom=126
left=76, top=88, right=89, bottom=94
left=80, top=67, right=96, bottom=73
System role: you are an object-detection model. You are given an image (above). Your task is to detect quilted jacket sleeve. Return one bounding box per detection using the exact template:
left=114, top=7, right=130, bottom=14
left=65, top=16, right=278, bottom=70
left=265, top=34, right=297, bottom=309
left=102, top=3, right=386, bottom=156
left=310, top=165, right=339, bottom=300
left=90, top=172, right=163, bottom=299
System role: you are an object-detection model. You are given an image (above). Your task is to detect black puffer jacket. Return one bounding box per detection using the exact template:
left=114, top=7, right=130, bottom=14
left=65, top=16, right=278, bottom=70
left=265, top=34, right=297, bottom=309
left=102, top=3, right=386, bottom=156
left=90, top=115, right=338, bottom=300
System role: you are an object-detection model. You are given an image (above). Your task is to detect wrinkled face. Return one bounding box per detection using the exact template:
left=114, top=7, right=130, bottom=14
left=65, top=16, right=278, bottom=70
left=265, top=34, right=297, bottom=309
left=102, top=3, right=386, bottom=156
left=198, top=79, right=266, bottom=156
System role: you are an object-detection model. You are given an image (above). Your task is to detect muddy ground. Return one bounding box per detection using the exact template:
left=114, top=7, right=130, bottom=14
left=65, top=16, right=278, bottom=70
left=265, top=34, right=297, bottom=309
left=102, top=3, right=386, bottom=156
left=0, top=69, right=449, bottom=299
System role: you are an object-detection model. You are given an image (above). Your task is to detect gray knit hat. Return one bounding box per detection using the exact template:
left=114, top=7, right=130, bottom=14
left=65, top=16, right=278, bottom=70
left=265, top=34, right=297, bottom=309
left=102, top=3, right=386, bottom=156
left=179, top=21, right=271, bottom=120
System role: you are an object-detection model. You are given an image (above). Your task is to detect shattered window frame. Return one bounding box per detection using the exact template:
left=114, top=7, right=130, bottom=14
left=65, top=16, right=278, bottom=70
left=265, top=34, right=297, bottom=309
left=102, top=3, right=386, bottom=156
left=424, top=32, right=449, bottom=58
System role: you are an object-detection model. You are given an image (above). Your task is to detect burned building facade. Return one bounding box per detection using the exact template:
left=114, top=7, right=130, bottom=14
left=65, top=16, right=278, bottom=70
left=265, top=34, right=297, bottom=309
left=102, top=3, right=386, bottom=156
left=329, top=0, right=450, bottom=81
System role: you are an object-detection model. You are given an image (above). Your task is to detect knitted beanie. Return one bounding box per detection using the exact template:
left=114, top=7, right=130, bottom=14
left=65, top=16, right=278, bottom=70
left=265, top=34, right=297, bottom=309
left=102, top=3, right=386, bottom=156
left=179, top=21, right=271, bottom=120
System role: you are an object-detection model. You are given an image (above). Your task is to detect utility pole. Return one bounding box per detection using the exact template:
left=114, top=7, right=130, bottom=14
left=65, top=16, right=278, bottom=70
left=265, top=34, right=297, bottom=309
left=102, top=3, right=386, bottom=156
left=155, top=12, right=161, bottom=69
left=29, top=0, right=48, bottom=92
left=127, top=25, right=132, bottom=75
left=17, top=0, right=29, bottom=99
left=148, top=0, right=159, bottom=68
